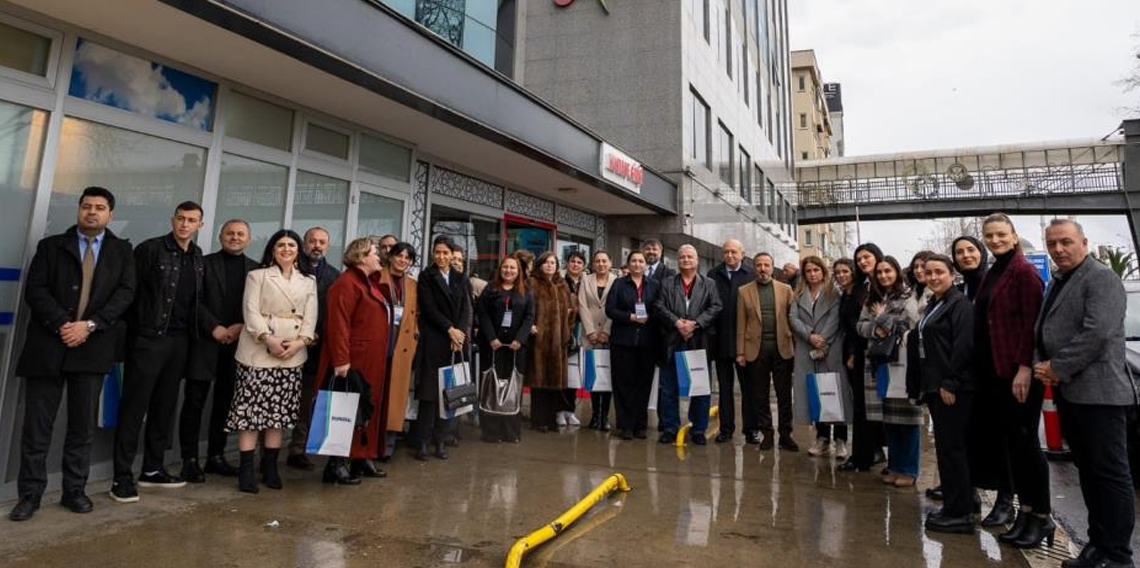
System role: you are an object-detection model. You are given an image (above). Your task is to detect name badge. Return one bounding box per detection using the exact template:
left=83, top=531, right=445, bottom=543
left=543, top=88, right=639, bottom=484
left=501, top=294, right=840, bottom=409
left=918, top=339, right=926, bottom=360
left=634, top=302, right=647, bottom=319
left=393, top=305, right=404, bottom=326
left=501, top=309, right=513, bottom=328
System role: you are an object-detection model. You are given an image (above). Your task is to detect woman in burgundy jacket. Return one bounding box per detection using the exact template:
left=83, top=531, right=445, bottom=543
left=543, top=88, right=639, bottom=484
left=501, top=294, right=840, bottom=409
left=974, top=213, right=1051, bottom=548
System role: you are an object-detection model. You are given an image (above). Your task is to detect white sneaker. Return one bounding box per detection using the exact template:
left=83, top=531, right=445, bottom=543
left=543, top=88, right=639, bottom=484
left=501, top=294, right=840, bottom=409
left=807, top=437, right=831, bottom=457
left=833, top=440, right=849, bottom=459
left=566, top=412, right=581, bottom=426
left=555, top=412, right=568, bottom=426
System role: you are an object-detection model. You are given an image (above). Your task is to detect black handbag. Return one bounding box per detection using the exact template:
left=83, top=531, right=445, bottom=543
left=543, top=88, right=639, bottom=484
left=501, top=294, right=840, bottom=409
left=868, top=321, right=906, bottom=364
left=441, top=354, right=477, bottom=410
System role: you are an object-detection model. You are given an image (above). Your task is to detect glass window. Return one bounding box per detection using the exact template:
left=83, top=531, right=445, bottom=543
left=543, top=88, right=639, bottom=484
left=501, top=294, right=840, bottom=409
left=291, top=170, right=349, bottom=268
left=717, top=122, right=733, bottom=187
left=0, top=20, right=52, bottom=77
left=689, top=88, right=710, bottom=170
left=224, top=90, right=293, bottom=151
left=359, top=134, right=412, bottom=181
left=357, top=190, right=404, bottom=240
left=305, top=123, right=350, bottom=159
left=754, top=164, right=765, bottom=211
left=739, top=147, right=751, bottom=199
left=49, top=117, right=206, bottom=242
left=215, top=154, right=287, bottom=256
left=724, top=8, right=732, bottom=77
left=798, top=73, right=805, bottom=91
left=804, top=229, right=812, bottom=246
left=800, top=113, right=807, bottom=128
left=430, top=205, right=500, bottom=280
left=0, top=100, right=48, bottom=329
left=69, top=39, right=216, bottom=131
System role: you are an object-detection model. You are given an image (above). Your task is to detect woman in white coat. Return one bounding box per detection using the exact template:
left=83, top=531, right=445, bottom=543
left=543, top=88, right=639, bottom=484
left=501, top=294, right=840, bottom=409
left=578, top=251, right=615, bottom=430
left=229, top=229, right=317, bottom=493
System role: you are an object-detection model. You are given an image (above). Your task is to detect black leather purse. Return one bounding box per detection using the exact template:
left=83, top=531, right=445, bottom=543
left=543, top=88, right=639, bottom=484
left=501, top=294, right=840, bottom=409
left=443, top=382, right=478, bottom=410
left=868, top=321, right=906, bottom=364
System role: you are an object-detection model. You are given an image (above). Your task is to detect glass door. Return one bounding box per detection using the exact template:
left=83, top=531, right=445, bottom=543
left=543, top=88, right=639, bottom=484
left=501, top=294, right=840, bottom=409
left=504, top=214, right=555, bottom=258
left=430, top=204, right=501, bottom=281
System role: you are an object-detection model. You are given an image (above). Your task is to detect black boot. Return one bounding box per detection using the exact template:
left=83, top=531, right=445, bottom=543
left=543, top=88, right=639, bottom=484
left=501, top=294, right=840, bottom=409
left=414, top=444, right=429, bottom=461
left=435, top=442, right=449, bottom=460
left=351, top=459, right=387, bottom=478
left=1011, top=513, right=1056, bottom=549
left=322, top=458, right=362, bottom=485
left=261, top=448, right=282, bottom=490
left=998, top=511, right=1030, bottom=543
left=238, top=450, right=259, bottom=494
left=982, top=491, right=1015, bottom=527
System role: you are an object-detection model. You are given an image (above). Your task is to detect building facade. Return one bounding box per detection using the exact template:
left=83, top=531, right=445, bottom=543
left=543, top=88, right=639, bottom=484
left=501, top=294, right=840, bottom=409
left=0, top=0, right=681, bottom=497
left=518, top=0, right=800, bottom=267
left=791, top=49, right=845, bottom=263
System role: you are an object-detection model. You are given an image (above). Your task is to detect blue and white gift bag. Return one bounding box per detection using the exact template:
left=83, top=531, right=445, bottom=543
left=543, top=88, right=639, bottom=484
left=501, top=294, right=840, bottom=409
left=674, top=349, right=711, bottom=397
left=582, top=348, right=612, bottom=392
left=97, top=363, right=123, bottom=429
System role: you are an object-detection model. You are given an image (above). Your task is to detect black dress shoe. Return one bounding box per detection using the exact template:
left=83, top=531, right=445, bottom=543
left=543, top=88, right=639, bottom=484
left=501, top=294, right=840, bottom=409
left=758, top=437, right=774, bottom=450
left=998, top=512, right=1030, bottom=543
left=204, top=455, right=239, bottom=476
left=8, top=497, right=39, bottom=521
left=925, top=511, right=975, bottom=534
left=180, top=458, right=206, bottom=484
left=284, top=454, right=314, bottom=472
left=414, top=444, right=429, bottom=461
left=692, top=433, right=707, bottom=446
left=1011, top=513, right=1055, bottom=549
left=1061, top=545, right=1100, bottom=568
left=715, top=432, right=732, bottom=444
left=60, top=492, right=94, bottom=514
left=322, top=458, right=362, bottom=485
left=587, top=415, right=600, bottom=430
left=982, top=492, right=1015, bottom=527
left=837, top=461, right=869, bottom=472
left=779, top=438, right=800, bottom=452
left=925, top=486, right=944, bottom=501
left=615, top=429, right=633, bottom=440
left=658, top=432, right=676, bottom=444
left=745, top=433, right=761, bottom=445
left=351, top=459, right=388, bottom=478
left=435, top=443, right=449, bottom=460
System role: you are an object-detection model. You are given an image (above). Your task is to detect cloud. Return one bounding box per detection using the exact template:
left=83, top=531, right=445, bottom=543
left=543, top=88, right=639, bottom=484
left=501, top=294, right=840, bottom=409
left=72, top=41, right=212, bottom=130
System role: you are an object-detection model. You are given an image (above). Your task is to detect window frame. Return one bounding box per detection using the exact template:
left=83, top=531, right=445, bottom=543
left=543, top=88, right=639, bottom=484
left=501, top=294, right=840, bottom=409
left=0, top=12, right=62, bottom=91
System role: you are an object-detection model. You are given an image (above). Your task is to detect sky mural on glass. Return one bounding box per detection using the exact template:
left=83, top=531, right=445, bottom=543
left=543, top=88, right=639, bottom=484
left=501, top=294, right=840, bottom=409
left=68, top=39, right=216, bottom=131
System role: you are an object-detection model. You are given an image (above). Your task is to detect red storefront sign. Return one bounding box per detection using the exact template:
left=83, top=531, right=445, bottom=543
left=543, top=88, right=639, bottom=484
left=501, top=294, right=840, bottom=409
left=600, top=143, right=643, bottom=194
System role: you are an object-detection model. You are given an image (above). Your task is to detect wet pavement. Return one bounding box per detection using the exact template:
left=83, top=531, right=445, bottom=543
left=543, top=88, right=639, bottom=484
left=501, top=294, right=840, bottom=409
left=3, top=414, right=1031, bottom=568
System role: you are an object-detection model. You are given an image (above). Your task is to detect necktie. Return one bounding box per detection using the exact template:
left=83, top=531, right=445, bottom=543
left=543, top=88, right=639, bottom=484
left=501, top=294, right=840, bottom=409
left=648, top=265, right=655, bottom=278
left=76, top=236, right=95, bottom=320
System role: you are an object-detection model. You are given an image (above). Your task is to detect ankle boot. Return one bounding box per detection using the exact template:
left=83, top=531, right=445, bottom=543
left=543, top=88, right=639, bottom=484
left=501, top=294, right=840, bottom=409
left=982, top=491, right=1015, bottom=527
left=414, top=444, right=429, bottom=461
left=322, top=458, right=361, bottom=485
left=261, top=448, right=282, bottom=490
left=998, top=511, right=1030, bottom=543
left=1011, top=513, right=1056, bottom=549
left=238, top=450, right=259, bottom=494
left=435, top=442, right=449, bottom=460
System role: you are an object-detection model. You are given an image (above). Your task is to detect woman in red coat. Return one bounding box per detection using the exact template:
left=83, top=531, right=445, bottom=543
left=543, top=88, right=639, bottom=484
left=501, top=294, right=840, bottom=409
left=316, top=237, right=390, bottom=485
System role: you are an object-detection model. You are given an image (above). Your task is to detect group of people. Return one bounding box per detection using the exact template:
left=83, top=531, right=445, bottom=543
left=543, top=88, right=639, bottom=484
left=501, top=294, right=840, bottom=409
left=6, top=187, right=1134, bottom=568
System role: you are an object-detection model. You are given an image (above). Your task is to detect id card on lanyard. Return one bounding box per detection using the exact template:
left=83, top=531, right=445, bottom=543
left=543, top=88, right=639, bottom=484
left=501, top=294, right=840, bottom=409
left=634, top=281, right=647, bottom=319
left=501, top=294, right=513, bottom=328
left=391, top=277, right=405, bottom=327
left=917, top=300, right=944, bottom=359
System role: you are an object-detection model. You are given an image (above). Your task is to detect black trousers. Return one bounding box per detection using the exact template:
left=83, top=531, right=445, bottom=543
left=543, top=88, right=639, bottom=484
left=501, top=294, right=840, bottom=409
left=815, top=422, right=849, bottom=441
left=1002, top=379, right=1050, bottom=513
left=559, top=388, right=579, bottom=414
left=848, top=357, right=880, bottom=468
left=612, top=345, right=655, bottom=433
left=18, top=373, right=101, bottom=499
left=414, top=399, right=454, bottom=446
left=748, top=349, right=794, bottom=440
left=590, top=392, right=612, bottom=424
left=1058, top=395, right=1135, bottom=563
left=530, top=388, right=562, bottom=429
left=113, top=334, right=189, bottom=481
left=928, top=391, right=975, bottom=517
left=178, top=345, right=237, bottom=459
left=713, top=355, right=757, bottom=436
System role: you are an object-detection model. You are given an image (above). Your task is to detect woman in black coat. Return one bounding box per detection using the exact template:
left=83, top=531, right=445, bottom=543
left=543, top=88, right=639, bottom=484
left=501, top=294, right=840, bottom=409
left=413, top=236, right=472, bottom=461
left=838, top=243, right=886, bottom=472
left=910, top=255, right=977, bottom=534
left=604, top=250, right=660, bottom=440
left=476, top=256, right=535, bottom=443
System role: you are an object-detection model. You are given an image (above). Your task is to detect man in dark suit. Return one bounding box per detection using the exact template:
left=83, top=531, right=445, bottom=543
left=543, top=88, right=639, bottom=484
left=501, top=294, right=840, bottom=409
left=177, top=219, right=258, bottom=482
left=112, top=202, right=207, bottom=503
left=706, top=239, right=757, bottom=443
left=642, top=238, right=675, bottom=285
left=1035, top=219, right=1136, bottom=568
left=287, top=226, right=342, bottom=470
left=655, top=244, right=722, bottom=445
left=9, top=187, right=135, bottom=521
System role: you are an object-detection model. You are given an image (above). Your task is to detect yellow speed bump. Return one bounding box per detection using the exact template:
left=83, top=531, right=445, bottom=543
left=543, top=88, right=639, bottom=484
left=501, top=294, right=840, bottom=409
left=675, top=405, right=720, bottom=447
left=505, top=473, right=632, bottom=568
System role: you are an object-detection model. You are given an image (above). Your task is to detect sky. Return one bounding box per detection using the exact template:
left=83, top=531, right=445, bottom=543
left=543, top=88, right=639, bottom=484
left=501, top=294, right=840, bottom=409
left=789, top=0, right=1140, bottom=260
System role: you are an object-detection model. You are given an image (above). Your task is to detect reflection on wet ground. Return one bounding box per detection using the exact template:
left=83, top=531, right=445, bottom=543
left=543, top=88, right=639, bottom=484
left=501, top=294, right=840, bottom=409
left=2, top=422, right=1026, bottom=567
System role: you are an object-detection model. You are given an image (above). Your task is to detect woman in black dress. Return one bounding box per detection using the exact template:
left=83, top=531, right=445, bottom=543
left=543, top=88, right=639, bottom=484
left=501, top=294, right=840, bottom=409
left=476, top=256, right=535, bottom=443
left=605, top=250, right=660, bottom=440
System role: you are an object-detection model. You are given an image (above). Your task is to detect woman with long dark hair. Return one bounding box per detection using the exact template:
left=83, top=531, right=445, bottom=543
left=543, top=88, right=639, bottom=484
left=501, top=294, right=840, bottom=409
left=527, top=252, right=573, bottom=432
left=229, top=229, right=317, bottom=493
left=830, top=258, right=858, bottom=459
left=858, top=256, right=921, bottom=488
left=838, top=243, right=886, bottom=472
left=975, top=213, right=1052, bottom=547
left=606, top=250, right=659, bottom=439
left=476, top=256, right=535, bottom=443
left=906, top=250, right=935, bottom=313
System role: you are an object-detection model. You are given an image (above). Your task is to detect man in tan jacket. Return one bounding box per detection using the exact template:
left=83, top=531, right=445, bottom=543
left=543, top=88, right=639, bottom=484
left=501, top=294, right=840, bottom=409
left=736, top=252, right=797, bottom=450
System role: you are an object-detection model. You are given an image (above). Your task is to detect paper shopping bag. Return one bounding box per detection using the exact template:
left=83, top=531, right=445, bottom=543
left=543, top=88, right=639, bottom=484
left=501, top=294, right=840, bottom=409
left=647, top=367, right=660, bottom=411
left=305, top=389, right=360, bottom=457
left=567, top=352, right=582, bottom=389
left=675, top=349, right=711, bottom=397
left=98, top=363, right=123, bottom=429
left=583, top=349, right=612, bottom=392
left=807, top=371, right=846, bottom=423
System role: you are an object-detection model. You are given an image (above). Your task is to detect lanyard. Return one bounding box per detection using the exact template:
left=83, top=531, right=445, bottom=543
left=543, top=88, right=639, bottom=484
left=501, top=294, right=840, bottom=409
left=504, top=293, right=512, bottom=310
left=918, top=300, right=945, bottom=340
left=635, top=280, right=643, bottom=302
left=392, top=275, right=404, bottom=305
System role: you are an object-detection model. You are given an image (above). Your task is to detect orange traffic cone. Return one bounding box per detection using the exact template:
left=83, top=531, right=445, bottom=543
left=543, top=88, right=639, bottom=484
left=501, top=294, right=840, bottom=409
left=1041, top=385, right=1072, bottom=461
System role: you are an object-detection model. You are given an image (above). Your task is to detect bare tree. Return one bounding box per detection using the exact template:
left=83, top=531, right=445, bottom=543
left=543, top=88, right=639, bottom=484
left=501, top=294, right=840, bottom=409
left=921, top=217, right=983, bottom=255
left=1119, top=32, right=1140, bottom=117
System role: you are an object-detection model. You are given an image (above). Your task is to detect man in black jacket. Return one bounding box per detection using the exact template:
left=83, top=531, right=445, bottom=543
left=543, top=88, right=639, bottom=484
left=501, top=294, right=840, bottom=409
left=642, top=238, right=675, bottom=285
left=287, top=226, right=341, bottom=470
left=9, top=187, right=135, bottom=522
left=111, top=202, right=206, bottom=503
left=177, top=219, right=258, bottom=482
left=706, top=239, right=757, bottom=444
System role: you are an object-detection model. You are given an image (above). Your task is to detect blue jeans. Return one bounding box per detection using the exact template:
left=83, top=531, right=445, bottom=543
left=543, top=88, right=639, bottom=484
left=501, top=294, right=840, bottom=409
left=657, top=359, right=711, bottom=435
left=884, top=423, right=920, bottom=477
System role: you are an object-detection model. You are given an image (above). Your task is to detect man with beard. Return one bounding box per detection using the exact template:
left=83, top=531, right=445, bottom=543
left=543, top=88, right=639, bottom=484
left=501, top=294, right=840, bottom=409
left=642, top=239, right=675, bottom=285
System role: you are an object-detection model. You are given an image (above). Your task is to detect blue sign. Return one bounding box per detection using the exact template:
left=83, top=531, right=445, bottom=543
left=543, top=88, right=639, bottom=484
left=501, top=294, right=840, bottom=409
left=1027, top=253, right=1052, bottom=284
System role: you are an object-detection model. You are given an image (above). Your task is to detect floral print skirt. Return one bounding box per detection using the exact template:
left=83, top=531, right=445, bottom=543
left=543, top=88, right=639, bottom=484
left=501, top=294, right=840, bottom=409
left=226, top=362, right=303, bottom=432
